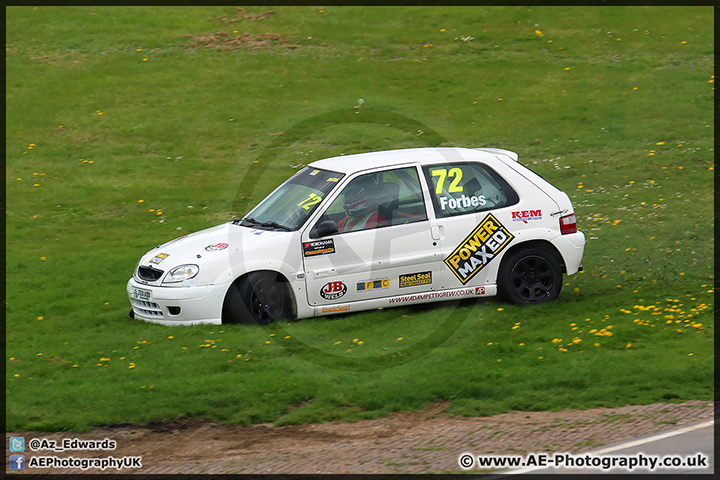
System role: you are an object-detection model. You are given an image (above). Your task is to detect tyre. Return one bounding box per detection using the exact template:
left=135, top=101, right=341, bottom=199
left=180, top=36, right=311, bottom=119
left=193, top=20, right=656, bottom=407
left=222, top=272, right=293, bottom=325
left=499, top=247, right=563, bottom=305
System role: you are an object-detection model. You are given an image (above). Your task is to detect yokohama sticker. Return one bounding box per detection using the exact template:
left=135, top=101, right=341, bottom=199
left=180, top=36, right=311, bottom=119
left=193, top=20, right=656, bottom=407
left=205, top=243, right=229, bottom=251
left=303, top=239, right=335, bottom=257
left=320, top=281, right=347, bottom=300
left=444, top=213, right=514, bottom=284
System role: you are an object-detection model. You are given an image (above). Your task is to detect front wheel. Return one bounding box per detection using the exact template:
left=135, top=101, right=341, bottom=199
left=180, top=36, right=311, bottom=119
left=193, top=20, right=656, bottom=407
left=222, top=272, right=293, bottom=325
left=499, top=248, right=563, bottom=305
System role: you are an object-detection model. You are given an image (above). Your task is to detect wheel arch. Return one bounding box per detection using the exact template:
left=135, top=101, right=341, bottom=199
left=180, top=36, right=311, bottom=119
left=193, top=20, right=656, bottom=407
left=221, top=269, right=299, bottom=323
left=500, top=239, right=566, bottom=274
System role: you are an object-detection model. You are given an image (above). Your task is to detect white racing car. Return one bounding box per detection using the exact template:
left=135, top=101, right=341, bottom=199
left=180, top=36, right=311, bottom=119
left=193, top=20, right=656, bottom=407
left=128, top=147, right=585, bottom=326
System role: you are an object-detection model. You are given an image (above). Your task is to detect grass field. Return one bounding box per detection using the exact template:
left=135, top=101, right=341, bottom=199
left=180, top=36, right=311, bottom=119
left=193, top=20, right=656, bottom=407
left=5, top=6, right=714, bottom=432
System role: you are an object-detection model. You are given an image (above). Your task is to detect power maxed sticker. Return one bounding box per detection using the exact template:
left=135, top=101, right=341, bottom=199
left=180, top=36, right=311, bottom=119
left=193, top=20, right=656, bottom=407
left=444, top=213, right=514, bottom=284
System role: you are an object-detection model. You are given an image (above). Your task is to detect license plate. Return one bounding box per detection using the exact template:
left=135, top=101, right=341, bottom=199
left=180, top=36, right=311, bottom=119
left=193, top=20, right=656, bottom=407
left=131, top=287, right=152, bottom=302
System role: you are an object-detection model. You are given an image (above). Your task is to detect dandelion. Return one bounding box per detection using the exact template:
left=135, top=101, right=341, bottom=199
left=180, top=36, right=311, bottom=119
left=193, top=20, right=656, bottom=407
left=37, top=316, right=44, bottom=320
left=128, top=363, right=136, bottom=369
left=397, top=337, right=403, bottom=341
left=333, top=341, right=341, bottom=345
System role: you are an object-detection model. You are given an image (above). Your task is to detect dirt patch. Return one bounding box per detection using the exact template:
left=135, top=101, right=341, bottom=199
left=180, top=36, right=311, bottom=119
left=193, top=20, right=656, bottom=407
left=185, top=32, right=294, bottom=51
left=6, top=400, right=713, bottom=474
left=207, top=7, right=277, bottom=25
left=186, top=8, right=297, bottom=51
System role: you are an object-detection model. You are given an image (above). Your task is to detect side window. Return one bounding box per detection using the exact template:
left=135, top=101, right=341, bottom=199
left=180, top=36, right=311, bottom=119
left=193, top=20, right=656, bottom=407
left=422, top=162, right=519, bottom=218
left=316, top=167, right=427, bottom=234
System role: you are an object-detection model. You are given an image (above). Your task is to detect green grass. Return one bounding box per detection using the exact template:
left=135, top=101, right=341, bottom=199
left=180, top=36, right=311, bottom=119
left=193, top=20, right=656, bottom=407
left=6, top=6, right=714, bottom=432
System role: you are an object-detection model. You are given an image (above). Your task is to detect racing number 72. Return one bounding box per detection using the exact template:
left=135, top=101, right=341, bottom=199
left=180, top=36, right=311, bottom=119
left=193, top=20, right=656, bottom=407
left=431, top=168, right=464, bottom=194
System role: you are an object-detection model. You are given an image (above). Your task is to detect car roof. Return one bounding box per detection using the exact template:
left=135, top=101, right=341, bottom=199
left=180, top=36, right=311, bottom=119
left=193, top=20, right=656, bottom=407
left=307, top=147, right=518, bottom=175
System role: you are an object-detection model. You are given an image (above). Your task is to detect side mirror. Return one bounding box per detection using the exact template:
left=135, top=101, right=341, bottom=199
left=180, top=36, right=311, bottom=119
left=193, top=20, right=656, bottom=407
left=310, top=220, right=338, bottom=239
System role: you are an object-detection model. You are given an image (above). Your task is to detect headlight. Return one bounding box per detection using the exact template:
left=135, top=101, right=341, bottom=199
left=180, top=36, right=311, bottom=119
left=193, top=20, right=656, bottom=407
left=163, top=264, right=200, bottom=284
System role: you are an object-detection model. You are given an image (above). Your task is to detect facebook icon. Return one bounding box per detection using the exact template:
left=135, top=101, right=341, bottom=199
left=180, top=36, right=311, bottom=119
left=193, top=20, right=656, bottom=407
left=10, top=454, right=25, bottom=470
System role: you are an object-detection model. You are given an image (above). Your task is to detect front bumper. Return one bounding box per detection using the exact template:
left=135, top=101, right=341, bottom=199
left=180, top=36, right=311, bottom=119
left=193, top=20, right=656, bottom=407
left=127, top=278, right=228, bottom=326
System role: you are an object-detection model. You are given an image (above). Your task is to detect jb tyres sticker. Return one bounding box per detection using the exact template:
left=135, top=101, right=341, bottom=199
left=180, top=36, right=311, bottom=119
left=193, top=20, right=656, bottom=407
left=357, top=278, right=390, bottom=292
left=149, top=253, right=169, bottom=264
left=303, top=239, right=335, bottom=257
left=320, top=281, right=347, bottom=300
left=511, top=209, right=542, bottom=223
left=205, top=243, right=229, bottom=251
left=444, top=213, right=514, bottom=284
left=399, top=271, right=432, bottom=288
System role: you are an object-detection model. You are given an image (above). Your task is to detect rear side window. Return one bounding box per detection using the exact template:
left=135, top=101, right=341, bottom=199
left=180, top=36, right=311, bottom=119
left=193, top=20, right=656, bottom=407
left=422, top=162, right=519, bottom=218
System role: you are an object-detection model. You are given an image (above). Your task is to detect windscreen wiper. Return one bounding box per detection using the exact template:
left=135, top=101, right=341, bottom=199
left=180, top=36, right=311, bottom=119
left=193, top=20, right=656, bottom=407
left=234, top=217, right=291, bottom=231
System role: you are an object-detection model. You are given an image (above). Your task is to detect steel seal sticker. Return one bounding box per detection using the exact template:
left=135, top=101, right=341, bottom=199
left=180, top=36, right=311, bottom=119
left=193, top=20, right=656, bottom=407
left=149, top=253, right=170, bottom=264
left=399, top=271, right=432, bottom=288
left=320, top=281, right=347, bottom=300
left=303, top=239, right=335, bottom=257
left=444, top=213, right=514, bottom=284
left=205, top=243, right=229, bottom=251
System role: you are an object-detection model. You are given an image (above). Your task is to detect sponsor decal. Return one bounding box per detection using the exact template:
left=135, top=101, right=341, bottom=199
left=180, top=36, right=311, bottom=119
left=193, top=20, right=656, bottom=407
left=327, top=177, right=341, bottom=183
left=388, top=287, right=488, bottom=305
left=320, top=281, right=347, bottom=300
left=511, top=209, right=543, bottom=223
left=399, top=271, right=432, bottom=288
left=205, top=243, right=229, bottom=251
left=321, top=305, right=350, bottom=313
left=149, top=253, right=170, bottom=264
left=444, top=213, right=514, bottom=284
left=309, top=169, right=320, bottom=176
left=439, top=194, right=486, bottom=210
left=357, top=278, right=390, bottom=292
left=303, top=239, right=335, bottom=257
left=250, top=229, right=264, bottom=235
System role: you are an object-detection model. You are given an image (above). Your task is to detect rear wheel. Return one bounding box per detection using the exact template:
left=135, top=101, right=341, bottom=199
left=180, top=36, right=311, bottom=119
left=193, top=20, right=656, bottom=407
left=222, top=272, right=293, bottom=325
left=499, top=248, right=562, bottom=305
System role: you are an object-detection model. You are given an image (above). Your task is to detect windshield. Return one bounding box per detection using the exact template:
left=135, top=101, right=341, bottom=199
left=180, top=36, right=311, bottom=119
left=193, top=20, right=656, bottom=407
left=239, top=167, right=345, bottom=231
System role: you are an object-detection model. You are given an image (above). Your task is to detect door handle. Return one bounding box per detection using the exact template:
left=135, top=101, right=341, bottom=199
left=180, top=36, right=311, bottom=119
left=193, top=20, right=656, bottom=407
left=312, top=268, right=336, bottom=278
left=431, top=225, right=444, bottom=240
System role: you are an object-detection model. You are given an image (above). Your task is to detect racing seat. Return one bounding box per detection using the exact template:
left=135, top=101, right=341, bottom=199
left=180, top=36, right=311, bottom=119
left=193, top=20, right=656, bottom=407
left=376, top=182, right=400, bottom=226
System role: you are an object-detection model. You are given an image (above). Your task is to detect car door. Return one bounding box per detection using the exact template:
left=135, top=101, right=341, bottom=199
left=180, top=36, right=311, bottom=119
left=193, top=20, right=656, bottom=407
left=301, top=165, right=442, bottom=309
left=420, top=161, right=525, bottom=290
